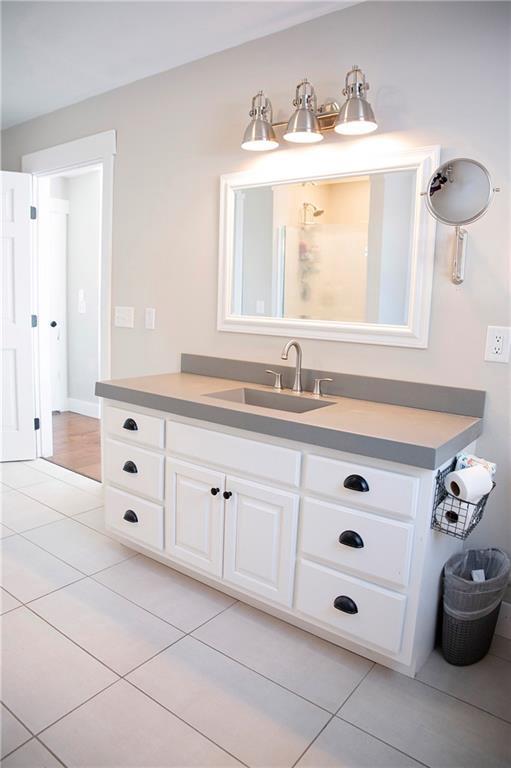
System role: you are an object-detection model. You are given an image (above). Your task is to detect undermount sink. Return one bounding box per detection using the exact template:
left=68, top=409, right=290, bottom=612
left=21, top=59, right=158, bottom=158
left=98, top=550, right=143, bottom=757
left=206, top=387, right=334, bottom=413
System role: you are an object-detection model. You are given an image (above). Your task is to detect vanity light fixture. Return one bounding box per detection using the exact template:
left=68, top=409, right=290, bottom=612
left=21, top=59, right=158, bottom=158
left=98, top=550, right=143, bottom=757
left=241, top=91, right=279, bottom=152
left=240, top=66, right=378, bottom=151
left=283, top=79, right=323, bottom=144
left=334, top=65, right=378, bottom=135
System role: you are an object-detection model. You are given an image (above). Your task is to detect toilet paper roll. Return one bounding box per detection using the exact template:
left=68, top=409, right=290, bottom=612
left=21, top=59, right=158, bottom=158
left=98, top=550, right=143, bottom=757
left=437, top=501, right=473, bottom=532
left=444, top=465, right=493, bottom=504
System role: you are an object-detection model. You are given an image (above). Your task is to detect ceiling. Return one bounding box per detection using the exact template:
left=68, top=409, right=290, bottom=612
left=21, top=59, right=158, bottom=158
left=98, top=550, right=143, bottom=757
left=1, top=1, right=353, bottom=130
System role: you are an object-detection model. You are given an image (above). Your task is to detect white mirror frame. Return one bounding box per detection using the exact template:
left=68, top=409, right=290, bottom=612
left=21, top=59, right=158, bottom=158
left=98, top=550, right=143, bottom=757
left=218, top=144, right=440, bottom=348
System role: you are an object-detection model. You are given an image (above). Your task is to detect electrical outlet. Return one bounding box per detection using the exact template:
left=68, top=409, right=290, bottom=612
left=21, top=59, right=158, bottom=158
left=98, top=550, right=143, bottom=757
left=145, top=307, right=156, bottom=330
left=114, top=306, right=134, bottom=328
left=485, top=326, right=511, bottom=362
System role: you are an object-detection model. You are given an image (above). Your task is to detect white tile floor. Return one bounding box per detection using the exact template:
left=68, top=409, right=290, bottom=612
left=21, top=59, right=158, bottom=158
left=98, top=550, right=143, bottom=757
left=1, top=459, right=510, bottom=768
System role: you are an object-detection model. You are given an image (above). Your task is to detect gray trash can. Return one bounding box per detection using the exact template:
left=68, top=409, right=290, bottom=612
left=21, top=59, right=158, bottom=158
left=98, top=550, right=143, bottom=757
left=442, top=548, right=510, bottom=665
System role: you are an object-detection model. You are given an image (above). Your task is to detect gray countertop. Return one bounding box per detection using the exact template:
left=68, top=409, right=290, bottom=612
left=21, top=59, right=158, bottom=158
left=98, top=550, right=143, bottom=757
left=95, top=371, right=483, bottom=470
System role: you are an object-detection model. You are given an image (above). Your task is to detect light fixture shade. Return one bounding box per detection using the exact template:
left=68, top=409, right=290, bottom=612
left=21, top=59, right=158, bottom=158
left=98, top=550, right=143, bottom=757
left=283, top=108, right=323, bottom=143
left=283, top=79, right=323, bottom=144
left=241, top=118, right=278, bottom=151
left=334, top=65, right=378, bottom=135
left=241, top=91, right=278, bottom=151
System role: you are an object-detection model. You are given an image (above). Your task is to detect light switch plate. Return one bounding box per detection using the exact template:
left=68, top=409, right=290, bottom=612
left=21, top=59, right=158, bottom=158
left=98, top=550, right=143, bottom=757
left=114, top=306, right=135, bottom=328
left=485, top=326, right=510, bottom=362
left=145, top=307, right=156, bottom=330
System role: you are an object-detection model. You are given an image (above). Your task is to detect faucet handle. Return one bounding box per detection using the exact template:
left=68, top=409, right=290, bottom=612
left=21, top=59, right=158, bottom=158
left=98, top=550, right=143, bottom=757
left=313, top=377, right=333, bottom=396
left=266, top=370, right=284, bottom=390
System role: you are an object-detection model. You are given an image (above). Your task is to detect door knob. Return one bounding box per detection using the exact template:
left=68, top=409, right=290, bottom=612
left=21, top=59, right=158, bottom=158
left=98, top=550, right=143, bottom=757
left=210, top=487, right=220, bottom=496
left=50, top=321, right=57, bottom=328
left=223, top=491, right=232, bottom=500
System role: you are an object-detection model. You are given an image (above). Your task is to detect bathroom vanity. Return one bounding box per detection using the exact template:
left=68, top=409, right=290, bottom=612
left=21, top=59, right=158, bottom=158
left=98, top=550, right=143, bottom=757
left=96, top=355, right=484, bottom=676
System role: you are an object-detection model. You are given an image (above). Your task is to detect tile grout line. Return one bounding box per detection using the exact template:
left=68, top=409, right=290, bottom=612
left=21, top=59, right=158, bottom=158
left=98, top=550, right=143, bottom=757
left=123, top=677, right=251, bottom=768
left=34, top=678, right=120, bottom=741
left=16, top=525, right=138, bottom=580
left=21, top=602, right=125, bottom=678
left=0, top=736, right=34, bottom=763
left=188, top=634, right=336, bottom=716
left=3, top=476, right=100, bottom=502
left=335, top=715, right=431, bottom=768
left=288, top=663, right=376, bottom=768
left=0, top=702, right=69, bottom=767
left=6, top=479, right=103, bottom=516
left=1, top=475, right=102, bottom=514
left=5, top=459, right=102, bottom=493
left=410, top=672, right=511, bottom=726
left=32, top=735, right=69, bottom=768
left=120, top=599, right=239, bottom=677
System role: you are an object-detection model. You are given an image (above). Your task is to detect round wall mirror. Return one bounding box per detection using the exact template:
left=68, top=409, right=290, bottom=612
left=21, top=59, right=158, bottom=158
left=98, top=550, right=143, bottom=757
left=423, top=158, right=498, bottom=284
left=425, top=158, right=494, bottom=226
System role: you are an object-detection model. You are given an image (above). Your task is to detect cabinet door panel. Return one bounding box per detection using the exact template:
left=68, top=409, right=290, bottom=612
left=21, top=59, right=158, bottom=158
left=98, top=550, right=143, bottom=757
left=166, top=458, right=225, bottom=577
left=224, top=476, right=299, bottom=606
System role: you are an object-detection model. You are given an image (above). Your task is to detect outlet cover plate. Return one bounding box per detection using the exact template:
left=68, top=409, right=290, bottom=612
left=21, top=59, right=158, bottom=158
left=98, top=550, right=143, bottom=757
left=485, top=326, right=510, bottom=362
left=114, top=306, right=135, bottom=328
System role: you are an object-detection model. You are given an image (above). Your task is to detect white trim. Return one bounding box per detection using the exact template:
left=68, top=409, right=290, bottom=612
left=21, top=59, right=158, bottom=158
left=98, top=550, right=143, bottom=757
left=65, top=398, right=100, bottom=419
left=22, top=130, right=116, bottom=456
left=218, top=144, right=439, bottom=348
left=22, top=131, right=116, bottom=175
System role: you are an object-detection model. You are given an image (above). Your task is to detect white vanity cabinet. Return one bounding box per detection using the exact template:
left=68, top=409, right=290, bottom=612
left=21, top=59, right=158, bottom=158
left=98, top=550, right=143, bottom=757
left=101, top=402, right=462, bottom=677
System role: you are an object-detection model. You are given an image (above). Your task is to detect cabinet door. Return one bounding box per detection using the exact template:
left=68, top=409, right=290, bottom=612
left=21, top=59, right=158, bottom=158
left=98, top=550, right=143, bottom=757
left=223, top=476, right=299, bottom=606
left=166, top=458, right=225, bottom=577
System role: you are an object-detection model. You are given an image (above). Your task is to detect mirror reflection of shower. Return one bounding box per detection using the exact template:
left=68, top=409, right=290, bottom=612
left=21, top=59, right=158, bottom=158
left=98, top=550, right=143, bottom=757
left=302, top=202, right=325, bottom=226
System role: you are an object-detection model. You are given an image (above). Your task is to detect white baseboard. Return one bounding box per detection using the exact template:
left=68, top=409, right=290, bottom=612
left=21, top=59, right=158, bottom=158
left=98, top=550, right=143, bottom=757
left=65, top=398, right=100, bottom=419
left=496, top=600, right=511, bottom=639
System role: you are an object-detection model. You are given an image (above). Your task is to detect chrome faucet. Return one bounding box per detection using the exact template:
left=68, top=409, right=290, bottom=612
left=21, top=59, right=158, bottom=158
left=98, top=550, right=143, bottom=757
left=281, top=339, right=303, bottom=393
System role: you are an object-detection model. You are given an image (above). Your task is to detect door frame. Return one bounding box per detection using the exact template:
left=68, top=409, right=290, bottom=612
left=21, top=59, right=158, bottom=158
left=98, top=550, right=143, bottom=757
left=22, top=130, right=116, bottom=457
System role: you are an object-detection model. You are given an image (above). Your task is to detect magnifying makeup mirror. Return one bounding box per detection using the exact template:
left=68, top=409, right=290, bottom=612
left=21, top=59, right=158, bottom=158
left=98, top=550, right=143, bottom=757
left=423, top=158, right=499, bottom=284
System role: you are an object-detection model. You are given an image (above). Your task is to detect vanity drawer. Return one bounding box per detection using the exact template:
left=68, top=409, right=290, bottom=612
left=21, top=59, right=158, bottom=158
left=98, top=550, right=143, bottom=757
left=300, top=498, right=413, bottom=587
left=166, top=420, right=301, bottom=487
left=105, top=486, right=164, bottom=550
left=303, top=454, right=418, bottom=519
left=104, top=405, right=164, bottom=449
left=295, top=559, right=406, bottom=654
left=104, top=439, right=164, bottom=500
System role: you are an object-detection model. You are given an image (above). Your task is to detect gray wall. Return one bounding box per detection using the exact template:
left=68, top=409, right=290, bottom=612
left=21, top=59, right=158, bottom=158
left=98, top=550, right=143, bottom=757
left=2, top=1, right=510, bottom=553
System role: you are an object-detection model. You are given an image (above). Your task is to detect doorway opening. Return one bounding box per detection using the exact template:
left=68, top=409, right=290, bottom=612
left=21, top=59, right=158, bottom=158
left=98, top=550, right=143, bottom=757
left=37, top=165, right=102, bottom=480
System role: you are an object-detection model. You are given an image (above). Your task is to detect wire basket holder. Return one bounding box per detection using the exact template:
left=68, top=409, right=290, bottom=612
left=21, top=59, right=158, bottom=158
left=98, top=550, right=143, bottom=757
left=431, top=458, right=495, bottom=540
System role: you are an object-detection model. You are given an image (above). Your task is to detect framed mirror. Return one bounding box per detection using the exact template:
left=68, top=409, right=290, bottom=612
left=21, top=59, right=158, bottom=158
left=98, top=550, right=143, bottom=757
left=218, top=145, right=439, bottom=347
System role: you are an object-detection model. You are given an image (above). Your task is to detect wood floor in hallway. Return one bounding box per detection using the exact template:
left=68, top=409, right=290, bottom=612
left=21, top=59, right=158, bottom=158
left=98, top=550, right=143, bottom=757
left=46, top=411, right=101, bottom=481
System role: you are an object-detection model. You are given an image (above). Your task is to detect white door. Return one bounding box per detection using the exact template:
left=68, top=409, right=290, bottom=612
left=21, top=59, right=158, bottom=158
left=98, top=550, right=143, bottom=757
left=1, top=172, right=36, bottom=461
left=166, top=458, right=225, bottom=577
left=223, top=475, right=299, bottom=606
left=47, top=200, right=68, bottom=412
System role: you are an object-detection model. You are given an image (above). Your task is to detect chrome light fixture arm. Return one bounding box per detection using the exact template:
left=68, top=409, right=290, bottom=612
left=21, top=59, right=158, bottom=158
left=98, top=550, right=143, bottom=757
left=250, top=91, right=273, bottom=122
